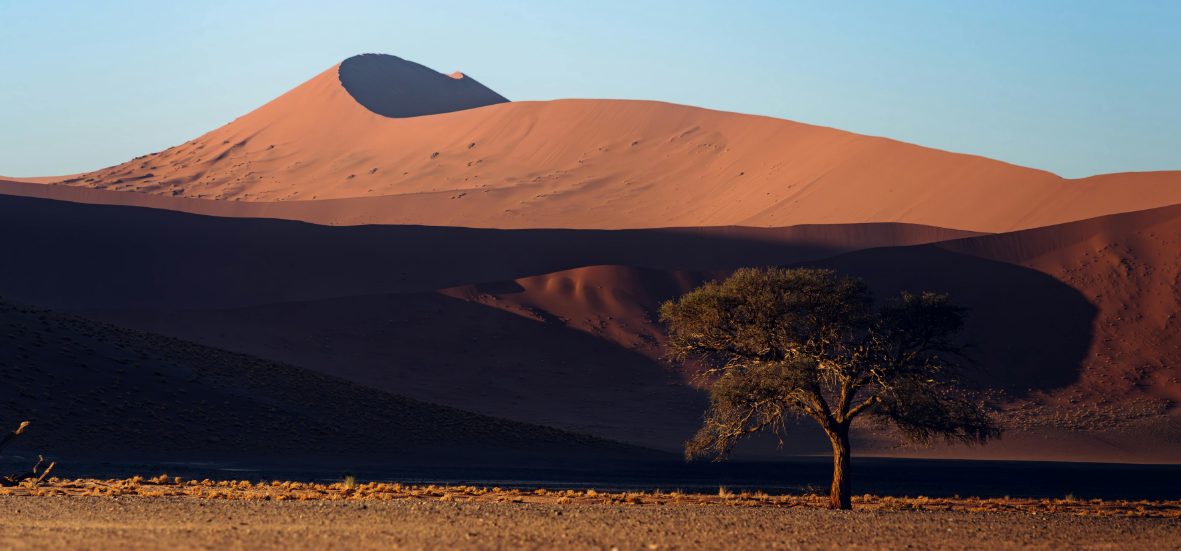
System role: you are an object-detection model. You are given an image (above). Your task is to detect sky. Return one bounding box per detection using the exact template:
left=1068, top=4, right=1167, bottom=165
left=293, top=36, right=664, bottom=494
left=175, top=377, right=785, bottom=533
left=1, top=0, right=1178, bottom=179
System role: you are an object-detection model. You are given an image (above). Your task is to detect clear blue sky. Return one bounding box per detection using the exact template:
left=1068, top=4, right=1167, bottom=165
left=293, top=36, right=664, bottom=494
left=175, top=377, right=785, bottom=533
left=1, top=0, right=1177, bottom=179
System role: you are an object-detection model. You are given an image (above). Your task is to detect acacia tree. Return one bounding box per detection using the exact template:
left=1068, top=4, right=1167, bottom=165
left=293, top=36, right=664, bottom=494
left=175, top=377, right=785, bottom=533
left=659, top=267, right=1001, bottom=509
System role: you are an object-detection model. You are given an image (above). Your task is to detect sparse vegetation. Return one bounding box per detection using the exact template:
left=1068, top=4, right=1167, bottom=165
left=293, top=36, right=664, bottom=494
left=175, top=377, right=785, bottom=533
left=0, top=476, right=1176, bottom=517
left=660, top=268, right=1002, bottom=509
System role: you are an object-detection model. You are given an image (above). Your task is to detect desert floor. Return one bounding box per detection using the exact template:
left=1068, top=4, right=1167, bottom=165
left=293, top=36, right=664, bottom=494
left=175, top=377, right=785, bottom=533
left=2, top=496, right=1178, bottom=551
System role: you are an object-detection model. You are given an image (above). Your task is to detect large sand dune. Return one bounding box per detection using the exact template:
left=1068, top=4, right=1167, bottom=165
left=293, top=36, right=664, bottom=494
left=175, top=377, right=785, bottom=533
left=15, top=54, right=1181, bottom=232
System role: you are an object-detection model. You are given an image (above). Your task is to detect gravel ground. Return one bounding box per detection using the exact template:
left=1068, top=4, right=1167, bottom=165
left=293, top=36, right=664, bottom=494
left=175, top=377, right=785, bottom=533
left=1, top=496, right=1178, bottom=550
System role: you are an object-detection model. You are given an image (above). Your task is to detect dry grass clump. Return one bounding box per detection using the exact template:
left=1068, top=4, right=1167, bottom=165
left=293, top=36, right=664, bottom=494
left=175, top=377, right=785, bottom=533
left=2, top=476, right=1179, bottom=518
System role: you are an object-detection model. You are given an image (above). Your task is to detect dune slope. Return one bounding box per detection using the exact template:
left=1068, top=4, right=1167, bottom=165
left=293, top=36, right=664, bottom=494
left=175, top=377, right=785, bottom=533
left=938, top=202, right=1181, bottom=410
left=0, top=299, right=631, bottom=457
left=0, top=193, right=974, bottom=310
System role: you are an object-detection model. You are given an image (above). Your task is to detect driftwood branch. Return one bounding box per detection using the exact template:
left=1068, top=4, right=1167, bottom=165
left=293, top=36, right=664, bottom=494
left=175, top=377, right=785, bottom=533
left=33, top=460, right=55, bottom=488
left=0, top=423, right=56, bottom=488
left=0, top=422, right=29, bottom=455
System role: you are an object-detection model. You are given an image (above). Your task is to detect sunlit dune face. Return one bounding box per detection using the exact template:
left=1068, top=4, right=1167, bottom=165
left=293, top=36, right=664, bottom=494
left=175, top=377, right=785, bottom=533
left=12, top=52, right=1181, bottom=234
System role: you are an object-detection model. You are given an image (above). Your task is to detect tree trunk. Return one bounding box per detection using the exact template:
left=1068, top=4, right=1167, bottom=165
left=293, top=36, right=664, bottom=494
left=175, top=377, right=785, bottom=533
left=828, top=425, right=852, bottom=510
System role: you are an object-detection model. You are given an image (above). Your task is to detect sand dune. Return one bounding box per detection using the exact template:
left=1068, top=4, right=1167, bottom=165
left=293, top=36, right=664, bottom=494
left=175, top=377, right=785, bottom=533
left=0, top=298, right=631, bottom=458
left=938, top=202, right=1181, bottom=411
left=79, top=290, right=727, bottom=453
left=15, top=53, right=1181, bottom=232
left=0, top=174, right=83, bottom=184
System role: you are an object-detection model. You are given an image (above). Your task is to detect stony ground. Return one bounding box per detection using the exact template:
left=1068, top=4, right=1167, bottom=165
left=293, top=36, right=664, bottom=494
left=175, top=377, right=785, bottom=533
left=2, top=495, right=1179, bottom=550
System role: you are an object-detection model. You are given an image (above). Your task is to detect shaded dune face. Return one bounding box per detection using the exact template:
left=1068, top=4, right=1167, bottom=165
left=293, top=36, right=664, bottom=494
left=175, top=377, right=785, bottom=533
left=0, top=194, right=975, bottom=311
left=78, top=291, right=719, bottom=452
left=337, top=53, right=508, bottom=118
left=805, top=246, right=1096, bottom=392
left=442, top=252, right=1096, bottom=395
left=0, top=298, right=627, bottom=457
left=939, top=202, right=1181, bottom=409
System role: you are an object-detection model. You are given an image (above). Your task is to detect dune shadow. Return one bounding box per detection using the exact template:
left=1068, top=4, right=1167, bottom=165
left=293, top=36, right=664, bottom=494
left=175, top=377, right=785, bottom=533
left=78, top=291, right=714, bottom=452
left=802, top=245, right=1096, bottom=391
left=0, top=194, right=973, bottom=310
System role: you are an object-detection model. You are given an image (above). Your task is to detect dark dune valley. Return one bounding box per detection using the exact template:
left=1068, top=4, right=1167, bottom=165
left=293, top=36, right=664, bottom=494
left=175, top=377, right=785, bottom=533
left=4, top=51, right=1181, bottom=548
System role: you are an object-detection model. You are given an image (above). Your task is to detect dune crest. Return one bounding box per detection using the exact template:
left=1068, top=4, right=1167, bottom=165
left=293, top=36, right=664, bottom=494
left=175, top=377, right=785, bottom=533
left=18, top=54, right=1179, bottom=233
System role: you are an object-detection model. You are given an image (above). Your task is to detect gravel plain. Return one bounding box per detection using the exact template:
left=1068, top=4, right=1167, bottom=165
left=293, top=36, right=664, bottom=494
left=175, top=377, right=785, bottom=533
left=2, top=496, right=1179, bottom=550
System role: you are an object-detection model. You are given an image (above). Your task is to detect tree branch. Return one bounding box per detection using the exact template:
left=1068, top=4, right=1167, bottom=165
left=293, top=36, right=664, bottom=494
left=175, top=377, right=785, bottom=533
left=846, top=395, right=880, bottom=420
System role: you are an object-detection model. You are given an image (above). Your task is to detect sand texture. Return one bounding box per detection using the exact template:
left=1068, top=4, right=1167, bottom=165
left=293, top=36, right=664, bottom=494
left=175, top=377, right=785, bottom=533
left=1, top=495, right=1178, bottom=550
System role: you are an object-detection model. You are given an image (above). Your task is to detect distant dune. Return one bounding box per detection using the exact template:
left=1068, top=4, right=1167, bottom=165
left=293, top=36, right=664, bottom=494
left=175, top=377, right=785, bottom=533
left=13, top=54, right=1181, bottom=232
left=0, top=174, right=82, bottom=184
